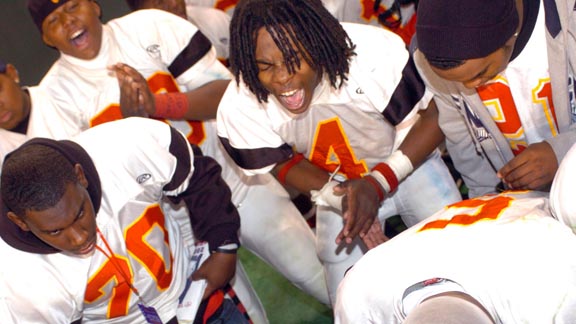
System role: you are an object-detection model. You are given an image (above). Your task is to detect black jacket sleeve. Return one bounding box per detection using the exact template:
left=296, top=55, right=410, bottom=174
left=164, top=126, right=240, bottom=251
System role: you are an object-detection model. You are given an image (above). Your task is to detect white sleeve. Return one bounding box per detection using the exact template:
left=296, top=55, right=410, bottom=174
left=0, top=241, right=85, bottom=324
left=0, top=130, right=26, bottom=166
left=550, top=143, right=576, bottom=234
left=344, top=23, right=429, bottom=126
left=129, top=9, right=232, bottom=90
left=216, top=81, right=288, bottom=174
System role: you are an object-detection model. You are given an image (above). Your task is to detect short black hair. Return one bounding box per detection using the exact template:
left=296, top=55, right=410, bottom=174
left=229, top=0, right=356, bottom=103
left=1, top=144, right=77, bottom=216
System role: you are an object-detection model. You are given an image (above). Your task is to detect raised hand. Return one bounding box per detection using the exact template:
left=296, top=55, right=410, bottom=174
left=109, top=63, right=154, bottom=118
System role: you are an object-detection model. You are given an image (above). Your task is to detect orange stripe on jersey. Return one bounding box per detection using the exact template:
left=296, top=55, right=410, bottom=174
left=419, top=196, right=513, bottom=231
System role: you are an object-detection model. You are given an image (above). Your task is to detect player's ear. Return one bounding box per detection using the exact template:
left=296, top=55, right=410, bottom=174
left=74, top=164, right=89, bottom=189
left=42, top=33, right=55, bottom=48
left=90, top=0, right=102, bottom=21
left=6, top=212, right=30, bottom=231
left=5, top=64, right=20, bottom=84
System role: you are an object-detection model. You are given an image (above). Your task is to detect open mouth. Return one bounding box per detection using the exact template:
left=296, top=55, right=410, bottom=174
left=278, top=88, right=305, bottom=112
left=70, top=29, right=89, bottom=48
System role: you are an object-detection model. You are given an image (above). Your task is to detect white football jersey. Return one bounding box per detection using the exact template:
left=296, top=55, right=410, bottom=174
left=322, top=0, right=416, bottom=44
left=28, top=8, right=328, bottom=316
left=550, top=143, right=576, bottom=234
left=475, top=5, right=554, bottom=156
left=0, top=129, right=26, bottom=166
left=35, top=9, right=250, bottom=204
left=186, top=5, right=231, bottom=62
left=335, top=190, right=576, bottom=323
left=22, top=86, right=80, bottom=140
left=217, top=22, right=428, bottom=177
left=0, top=118, right=222, bottom=323
left=185, top=0, right=237, bottom=16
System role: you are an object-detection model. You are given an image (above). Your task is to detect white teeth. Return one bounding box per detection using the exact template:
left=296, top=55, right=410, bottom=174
left=70, top=30, right=83, bottom=40
left=280, top=89, right=297, bottom=97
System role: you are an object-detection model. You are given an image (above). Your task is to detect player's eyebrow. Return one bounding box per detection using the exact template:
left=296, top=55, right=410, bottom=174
left=465, top=66, right=489, bottom=84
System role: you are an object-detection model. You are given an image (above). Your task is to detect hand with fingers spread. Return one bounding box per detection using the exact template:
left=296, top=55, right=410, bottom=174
left=109, top=63, right=154, bottom=118
left=497, top=142, right=558, bottom=191
left=334, top=176, right=383, bottom=245
left=191, top=252, right=237, bottom=300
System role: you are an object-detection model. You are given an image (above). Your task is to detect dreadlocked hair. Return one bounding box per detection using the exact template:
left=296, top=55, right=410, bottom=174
left=1, top=144, right=77, bottom=217
left=229, top=0, right=356, bottom=103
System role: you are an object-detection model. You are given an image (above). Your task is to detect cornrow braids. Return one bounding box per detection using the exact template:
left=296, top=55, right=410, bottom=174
left=229, top=0, right=356, bottom=103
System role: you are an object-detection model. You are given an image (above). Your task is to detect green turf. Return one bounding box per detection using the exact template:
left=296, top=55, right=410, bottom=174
left=238, top=248, right=334, bottom=324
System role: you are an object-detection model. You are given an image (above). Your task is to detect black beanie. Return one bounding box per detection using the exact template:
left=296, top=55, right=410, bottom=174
left=416, top=0, right=519, bottom=60
left=27, top=0, right=71, bottom=33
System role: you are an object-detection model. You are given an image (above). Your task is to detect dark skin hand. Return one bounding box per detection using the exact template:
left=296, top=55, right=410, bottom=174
left=192, top=252, right=237, bottom=300
left=497, top=141, right=558, bottom=190
left=109, top=63, right=153, bottom=118
left=109, top=62, right=231, bottom=121
left=334, top=101, right=445, bottom=244
left=334, top=175, right=385, bottom=245
left=273, top=158, right=389, bottom=248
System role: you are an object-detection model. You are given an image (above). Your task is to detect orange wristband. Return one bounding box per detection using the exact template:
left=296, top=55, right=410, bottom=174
left=153, top=92, right=188, bottom=119
left=277, top=153, right=304, bottom=185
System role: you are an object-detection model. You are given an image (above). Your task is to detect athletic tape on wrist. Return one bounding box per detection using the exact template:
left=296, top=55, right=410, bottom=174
left=277, top=153, right=304, bottom=185
left=153, top=92, right=188, bottom=119
left=370, top=150, right=413, bottom=194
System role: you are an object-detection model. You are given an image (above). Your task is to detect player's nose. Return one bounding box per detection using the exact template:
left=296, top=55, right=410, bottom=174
left=67, top=225, right=89, bottom=247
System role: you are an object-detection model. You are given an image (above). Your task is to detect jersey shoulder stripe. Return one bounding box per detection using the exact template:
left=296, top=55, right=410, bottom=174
left=169, top=31, right=213, bottom=78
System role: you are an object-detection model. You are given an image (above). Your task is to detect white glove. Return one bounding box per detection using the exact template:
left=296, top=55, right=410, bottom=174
left=310, top=180, right=343, bottom=212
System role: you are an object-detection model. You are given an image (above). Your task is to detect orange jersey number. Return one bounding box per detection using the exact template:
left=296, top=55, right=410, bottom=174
left=84, top=204, right=173, bottom=318
left=309, top=117, right=368, bottom=179
left=419, top=195, right=513, bottom=232
left=477, top=77, right=557, bottom=156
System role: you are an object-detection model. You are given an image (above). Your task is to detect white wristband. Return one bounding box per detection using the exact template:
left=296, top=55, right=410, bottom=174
left=370, top=150, right=414, bottom=194
left=386, top=150, right=413, bottom=181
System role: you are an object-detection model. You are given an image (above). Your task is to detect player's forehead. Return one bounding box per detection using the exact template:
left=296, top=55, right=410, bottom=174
left=255, top=26, right=302, bottom=59
left=25, top=182, right=85, bottom=232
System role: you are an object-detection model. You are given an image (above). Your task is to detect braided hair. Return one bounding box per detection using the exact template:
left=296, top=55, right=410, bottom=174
left=229, top=0, right=356, bottom=103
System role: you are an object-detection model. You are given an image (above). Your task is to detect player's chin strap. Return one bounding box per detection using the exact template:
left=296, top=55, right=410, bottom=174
left=365, top=150, right=414, bottom=203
